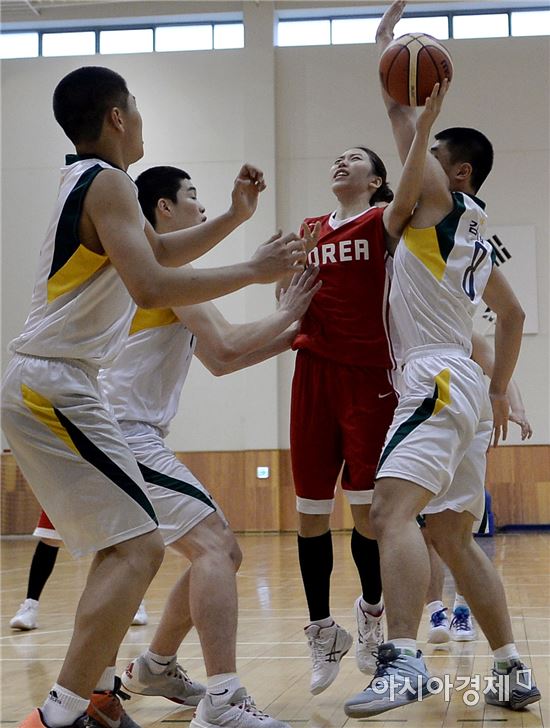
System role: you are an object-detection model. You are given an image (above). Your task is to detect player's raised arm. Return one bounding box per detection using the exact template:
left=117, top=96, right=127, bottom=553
left=382, top=81, right=449, bottom=240
left=148, top=163, right=266, bottom=267
left=86, top=171, right=305, bottom=308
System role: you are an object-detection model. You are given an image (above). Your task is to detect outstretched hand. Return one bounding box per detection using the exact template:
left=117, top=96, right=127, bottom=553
left=376, top=0, right=406, bottom=52
left=250, top=230, right=308, bottom=284
left=301, top=221, right=321, bottom=256
left=278, top=266, right=322, bottom=322
left=416, top=79, right=450, bottom=134
left=230, top=163, right=267, bottom=223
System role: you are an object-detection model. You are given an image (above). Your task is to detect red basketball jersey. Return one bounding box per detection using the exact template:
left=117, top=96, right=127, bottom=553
left=293, top=206, right=395, bottom=368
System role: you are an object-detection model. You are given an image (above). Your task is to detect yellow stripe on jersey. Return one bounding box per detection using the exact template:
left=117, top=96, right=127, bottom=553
left=433, top=368, right=451, bottom=415
left=21, top=384, right=78, bottom=454
left=47, top=245, right=108, bottom=303
left=404, top=226, right=446, bottom=281
left=129, top=307, right=179, bottom=335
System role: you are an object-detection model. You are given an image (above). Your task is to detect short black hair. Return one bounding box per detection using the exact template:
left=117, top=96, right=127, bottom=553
left=434, top=127, right=494, bottom=192
left=135, top=166, right=191, bottom=227
left=53, top=66, right=130, bottom=145
left=355, top=146, right=394, bottom=203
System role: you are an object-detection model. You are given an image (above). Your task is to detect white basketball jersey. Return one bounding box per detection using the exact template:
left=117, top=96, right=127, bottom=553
left=389, top=192, right=493, bottom=363
left=99, top=309, right=196, bottom=436
left=10, top=156, right=142, bottom=368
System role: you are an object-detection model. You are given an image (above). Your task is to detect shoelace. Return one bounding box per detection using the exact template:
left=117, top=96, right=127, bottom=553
left=450, top=609, right=471, bottom=632
left=231, top=695, right=267, bottom=719
left=307, top=634, right=330, bottom=666
left=166, top=662, right=193, bottom=685
left=430, top=608, right=448, bottom=627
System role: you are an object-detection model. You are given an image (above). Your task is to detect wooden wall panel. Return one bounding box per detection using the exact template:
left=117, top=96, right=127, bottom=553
left=486, top=445, right=550, bottom=527
left=2, top=445, right=549, bottom=535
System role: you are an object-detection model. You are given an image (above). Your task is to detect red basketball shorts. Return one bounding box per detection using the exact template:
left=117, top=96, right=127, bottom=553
left=290, top=350, right=398, bottom=514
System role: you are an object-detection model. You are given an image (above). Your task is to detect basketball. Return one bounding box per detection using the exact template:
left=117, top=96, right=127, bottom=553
left=379, top=32, right=453, bottom=107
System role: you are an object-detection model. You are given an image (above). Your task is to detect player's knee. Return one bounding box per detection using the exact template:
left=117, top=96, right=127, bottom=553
left=229, top=538, right=243, bottom=572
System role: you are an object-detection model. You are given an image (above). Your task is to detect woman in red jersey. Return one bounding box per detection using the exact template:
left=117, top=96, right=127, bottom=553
left=282, top=146, right=398, bottom=695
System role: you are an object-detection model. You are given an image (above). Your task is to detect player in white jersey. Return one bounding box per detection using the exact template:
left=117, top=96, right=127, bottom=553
left=97, top=165, right=320, bottom=728
left=344, top=1, right=540, bottom=718
left=2, top=66, right=307, bottom=728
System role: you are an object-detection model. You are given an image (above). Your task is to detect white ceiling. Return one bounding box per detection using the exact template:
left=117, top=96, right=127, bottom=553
left=1, top=0, right=548, bottom=25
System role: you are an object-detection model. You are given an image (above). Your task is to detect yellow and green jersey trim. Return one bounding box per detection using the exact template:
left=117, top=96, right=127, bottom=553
left=377, top=368, right=451, bottom=472
left=129, top=308, right=179, bottom=336
left=47, top=164, right=107, bottom=303
left=404, top=193, right=466, bottom=281
left=21, top=383, right=158, bottom=523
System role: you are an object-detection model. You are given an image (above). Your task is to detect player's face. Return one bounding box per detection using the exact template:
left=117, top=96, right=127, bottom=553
left=330, top=148, right=379, bottom=196
left=123, top=93, right=144, bottom=165
left=430, top=139, right=454, bottom=180
left=170, top=179, right=207, bottom=231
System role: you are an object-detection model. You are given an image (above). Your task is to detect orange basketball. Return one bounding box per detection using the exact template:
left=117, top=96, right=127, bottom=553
left=379, top=32, right=453, bottom=107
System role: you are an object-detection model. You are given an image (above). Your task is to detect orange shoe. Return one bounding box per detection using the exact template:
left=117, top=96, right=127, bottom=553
left=87, top=677, right=140, bottom=728
left=18, top=708, right=90, bottom=728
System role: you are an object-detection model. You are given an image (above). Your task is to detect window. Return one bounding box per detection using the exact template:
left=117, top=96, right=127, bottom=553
left=214, top=23, right=244, bottom=49
left=42, top=31, right=96, bottom=57
left=511, top=9, right=550, bottom=36
left=393, top=16, right=450, bottom=40
left=452, top=13, right=509, bottom=39
left=277, top=19, right=331, bottom=47
left=156, top=24, right=212, bottom=52
left=99, top=28, right=153, bottom=55
left=0, top=32, right=38, bottom=59
left=331, top=18, right=379, bottom=45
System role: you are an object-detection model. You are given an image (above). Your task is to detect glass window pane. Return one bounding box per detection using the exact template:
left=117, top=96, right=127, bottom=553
left=0, top=32, right=38, bottom=59
left=331, top=18, right=378, bottom=45
left=156, top=24, right=212, bottom=52
left=42, top=31, right=96, bottom=57
left=214, top=23, right=244, bottom=49
left=511, top=10, right=550, bottom=37
left=99, top=28, right=153, bottom=55
left=277, top=20, right=330, bottom=47
left=394, top=16, right=450, bottom=40
left=453, top=13, right=508, bottom=39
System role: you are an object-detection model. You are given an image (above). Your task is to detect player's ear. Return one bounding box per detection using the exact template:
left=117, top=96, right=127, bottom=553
left=456, top=162, right=473, bottom=182
left=157, top=198, right=172, bottom=218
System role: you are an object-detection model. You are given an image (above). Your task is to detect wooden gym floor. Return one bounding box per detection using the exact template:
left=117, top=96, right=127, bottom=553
left=1, top=531, right=548, bottom=727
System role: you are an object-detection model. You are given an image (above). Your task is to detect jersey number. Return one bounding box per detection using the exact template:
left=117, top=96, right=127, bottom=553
left=462, top=240, right=489, bottom=301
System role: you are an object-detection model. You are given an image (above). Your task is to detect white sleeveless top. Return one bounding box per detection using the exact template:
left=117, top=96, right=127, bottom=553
left=389, top=192, right=494, bottom=364
left=11, top=155, right=143, bottom=369
left=99, top=309, right=196, bottom=436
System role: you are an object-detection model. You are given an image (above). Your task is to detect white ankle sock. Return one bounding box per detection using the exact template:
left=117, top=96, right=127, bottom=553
left=427, top=600, right=445, bottom=616
left=494, top=643, right=520, bottom=671
left=95, top=665, right=116, bottom=692
left=310, top=616, right=333, bottom=629
left=207, top=673, right=241, bottom=706
left=392, top=638, right=417, bottom=656
left=361, top=598, right=384, bottom=616
left=41, top=684, right=89, bottom=728
left=145, top=649, right=176, bottom=675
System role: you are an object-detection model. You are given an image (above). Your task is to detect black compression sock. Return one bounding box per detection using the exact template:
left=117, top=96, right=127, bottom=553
left=297, top=531, right=333, bottom=622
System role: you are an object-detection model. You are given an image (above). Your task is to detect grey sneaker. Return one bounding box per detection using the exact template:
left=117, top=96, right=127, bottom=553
left=10, top=598, right=39, bottom=630
left=190, top=687, right=290, bottom=728
left=305, top=622, right=353, bottom=695
left=484, top=660, right=541, bottom=710
left=121, top=655, right=205, bottom=706
left=344, top=642, right=431, bottom=718
left=354, top=598, right=384, bottom=673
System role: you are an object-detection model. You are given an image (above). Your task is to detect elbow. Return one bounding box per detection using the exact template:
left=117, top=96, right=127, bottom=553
left=129, top=283, right=164, bottom=309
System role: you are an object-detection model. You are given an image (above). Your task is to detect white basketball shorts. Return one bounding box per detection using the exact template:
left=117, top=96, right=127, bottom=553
left=1, top=354, right=158, bottom=557
left=119, top=421, right=226, bottom=545
left=376, top=349, right=493, bottom=520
